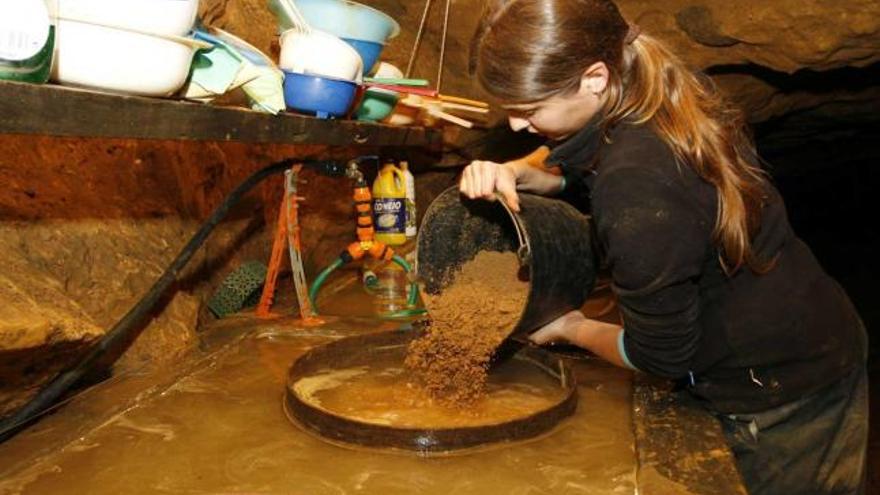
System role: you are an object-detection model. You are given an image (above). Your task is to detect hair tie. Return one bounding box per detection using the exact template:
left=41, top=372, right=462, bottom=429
left=624, top=22, right=641, bottom=45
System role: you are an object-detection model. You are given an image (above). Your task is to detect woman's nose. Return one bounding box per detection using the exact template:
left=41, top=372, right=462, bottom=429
left=508, top=115, right=530, bottom=132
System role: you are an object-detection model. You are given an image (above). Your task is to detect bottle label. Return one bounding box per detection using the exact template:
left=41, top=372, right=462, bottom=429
left=373, top=197, right=405, bottom=234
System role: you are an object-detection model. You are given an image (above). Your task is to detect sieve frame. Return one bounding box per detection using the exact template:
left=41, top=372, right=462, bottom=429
left=283, top=329, right=578, bottom=455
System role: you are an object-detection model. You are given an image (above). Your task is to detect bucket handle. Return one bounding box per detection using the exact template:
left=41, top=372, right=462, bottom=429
left=495, top=193, right=531, bottom=266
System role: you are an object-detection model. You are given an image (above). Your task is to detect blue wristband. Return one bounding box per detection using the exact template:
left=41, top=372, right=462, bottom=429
left=617, top=329, right=639, bottom=371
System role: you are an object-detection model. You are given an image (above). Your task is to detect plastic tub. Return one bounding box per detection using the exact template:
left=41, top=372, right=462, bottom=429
left=282, top=70, right=358, bottom=119
left=56, top=0, right=198, bottom=35
left=293, top=0, right=399, bottom=43
left=341, top=37, right=382, bottom=75
left=279, top=29, right=362, bottom=82
left=52, top=19, right=198, bottom=96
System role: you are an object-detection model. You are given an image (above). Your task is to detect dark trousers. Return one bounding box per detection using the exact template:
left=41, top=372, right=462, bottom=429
left=717, top=366, right=868, bottom=495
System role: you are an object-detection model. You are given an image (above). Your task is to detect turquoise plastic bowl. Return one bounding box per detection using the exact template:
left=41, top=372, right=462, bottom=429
left=355, top=88, right=399, bottom=121
left=293, top=0, right=400, bottom=43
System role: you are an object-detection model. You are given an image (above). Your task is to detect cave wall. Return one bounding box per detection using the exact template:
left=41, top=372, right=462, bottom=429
left=0, top=133, right=456, bottom=416
left=1, top=0, right=877, bottom=417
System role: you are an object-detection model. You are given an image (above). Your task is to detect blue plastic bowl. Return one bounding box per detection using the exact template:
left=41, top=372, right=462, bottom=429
left=293, top=0, right=400, bottom=43
left=282, top=71, right=358, bottom=119
left=341, top=38, right=383, bottom=75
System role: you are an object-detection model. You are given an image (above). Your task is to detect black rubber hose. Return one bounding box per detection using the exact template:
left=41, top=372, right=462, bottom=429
left=0, top=158, right=303, bottom=442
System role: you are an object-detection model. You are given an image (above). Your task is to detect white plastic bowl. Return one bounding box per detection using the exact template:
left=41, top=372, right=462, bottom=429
left=371, top=61, right=403, bottom=79
left=52, top=19, right=198, bottom=96
left=56, top=0, right=199, bottom=36
left=278, top=29, right=363, bottom=83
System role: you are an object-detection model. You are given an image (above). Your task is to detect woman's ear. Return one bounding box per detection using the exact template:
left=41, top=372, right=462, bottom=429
left=578, top=61, right=610, bottom=96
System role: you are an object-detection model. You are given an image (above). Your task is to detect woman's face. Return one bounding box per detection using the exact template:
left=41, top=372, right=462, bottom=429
left=501, top=62, right=609, bottom=141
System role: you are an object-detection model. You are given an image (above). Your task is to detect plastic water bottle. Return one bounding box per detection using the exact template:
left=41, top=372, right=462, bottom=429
left=401, top=161, right=417, bottom=239
left=371, top=265, right=408, bottom=314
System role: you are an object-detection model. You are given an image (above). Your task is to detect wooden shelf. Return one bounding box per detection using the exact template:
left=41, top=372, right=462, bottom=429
left=0, top=80, right=441, bottom=148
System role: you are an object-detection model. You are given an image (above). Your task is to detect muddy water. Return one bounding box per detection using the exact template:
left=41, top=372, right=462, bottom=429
left=0, top=319, right=635, bottom=494
left=294, top=352, right=568, bottom=428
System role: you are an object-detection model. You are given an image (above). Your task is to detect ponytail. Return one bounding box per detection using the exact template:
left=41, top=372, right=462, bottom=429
left=604, top=34, right=772, bottom=273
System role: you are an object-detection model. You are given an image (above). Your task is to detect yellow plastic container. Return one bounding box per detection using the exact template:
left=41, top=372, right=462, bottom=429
left=372, top=162, right=407, bottom=246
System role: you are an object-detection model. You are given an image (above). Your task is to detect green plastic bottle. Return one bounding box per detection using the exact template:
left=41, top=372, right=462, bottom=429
left=0, top=0, right=55, bottom=84
left=372, top=162, right=407, bottom=246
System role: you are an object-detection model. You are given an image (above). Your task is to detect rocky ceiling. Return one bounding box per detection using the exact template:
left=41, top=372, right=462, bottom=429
left=201, top=0, right=880, bottom=138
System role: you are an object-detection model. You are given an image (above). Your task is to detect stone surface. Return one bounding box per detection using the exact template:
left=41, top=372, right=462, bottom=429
left=0, top=226, right=104, bottom=415
left=633, top=374, right=747, bottom=495
left=619, top=0, right=880, bottom=122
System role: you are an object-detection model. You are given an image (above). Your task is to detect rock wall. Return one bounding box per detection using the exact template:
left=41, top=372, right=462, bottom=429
left=0, top=133, right=456, bottom=417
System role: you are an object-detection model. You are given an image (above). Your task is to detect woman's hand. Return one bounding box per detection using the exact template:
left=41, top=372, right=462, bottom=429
left=528, top=309, right=586, bottom=345
left=459, top=160, right=521, bottom=212
left=460, top=154, right=567, bottom=212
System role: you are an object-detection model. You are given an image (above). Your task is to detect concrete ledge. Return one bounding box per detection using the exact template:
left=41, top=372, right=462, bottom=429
left=633, top=373, right=747, bottom=495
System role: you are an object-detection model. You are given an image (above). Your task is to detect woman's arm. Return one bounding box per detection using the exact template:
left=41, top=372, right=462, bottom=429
left=459, top=146, right=563, bottom=212
left=529, top=310, right=634, bottom=369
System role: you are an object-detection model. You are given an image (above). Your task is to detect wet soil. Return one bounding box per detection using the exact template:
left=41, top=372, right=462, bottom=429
left=405, top=251, right=529, bottom=405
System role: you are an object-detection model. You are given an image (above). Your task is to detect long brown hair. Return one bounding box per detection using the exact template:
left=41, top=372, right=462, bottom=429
left=470, top=0, right=772, bottom=274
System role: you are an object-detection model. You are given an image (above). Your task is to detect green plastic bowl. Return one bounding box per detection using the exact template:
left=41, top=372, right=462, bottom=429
left=355, top=88, right=399, bottom=121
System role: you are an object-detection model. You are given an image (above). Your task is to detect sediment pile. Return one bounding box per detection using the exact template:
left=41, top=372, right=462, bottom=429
left=405, top=251, right=528, bottom=405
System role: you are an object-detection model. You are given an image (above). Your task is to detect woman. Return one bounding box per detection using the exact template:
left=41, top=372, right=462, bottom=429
left=459, top=1, right=868, bottom=493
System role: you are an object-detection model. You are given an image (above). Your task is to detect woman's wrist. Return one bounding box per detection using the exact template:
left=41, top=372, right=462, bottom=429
left=503, top=159, right=528, bottom=184
left=505, top=160, right=564, bottom=195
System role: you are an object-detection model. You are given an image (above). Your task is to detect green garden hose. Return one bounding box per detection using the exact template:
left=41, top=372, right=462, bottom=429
left=308, top=254, right=426, bottom=318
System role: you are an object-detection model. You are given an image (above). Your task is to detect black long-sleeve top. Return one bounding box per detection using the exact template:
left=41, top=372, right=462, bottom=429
left=546, top=119, right=867, bottom=414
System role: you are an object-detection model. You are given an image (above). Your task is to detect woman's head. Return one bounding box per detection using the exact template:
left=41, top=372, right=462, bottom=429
left=471, top=0, right=628, bottom=103
left=471, top=0, right=631, bottom=138
left=499, top=64, right=606, bottom=140
left=472, top=0, right=774, bottom=274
